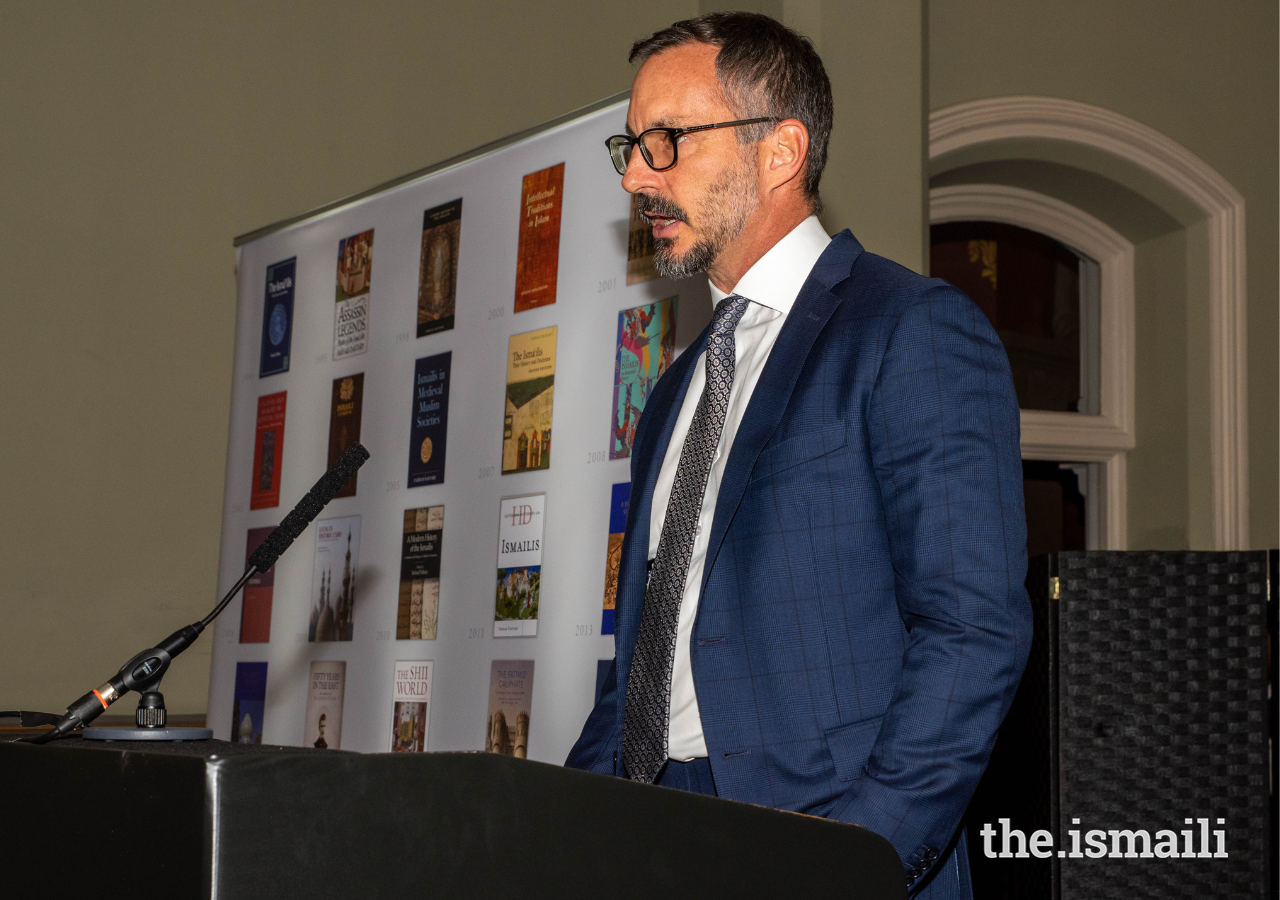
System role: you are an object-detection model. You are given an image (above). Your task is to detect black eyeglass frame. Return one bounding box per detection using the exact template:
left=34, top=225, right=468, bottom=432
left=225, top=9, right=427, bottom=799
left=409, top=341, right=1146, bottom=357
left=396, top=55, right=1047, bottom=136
left=604, top=117, right=779, bottom=176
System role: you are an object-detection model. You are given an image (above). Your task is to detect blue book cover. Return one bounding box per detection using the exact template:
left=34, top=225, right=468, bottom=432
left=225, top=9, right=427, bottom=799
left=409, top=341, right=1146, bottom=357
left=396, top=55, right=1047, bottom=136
left=258, top=257, right=295, bottom=377
left=230, top=661, right=268, bottom=744
left=408, top=352, right=451, bottom=487
left=600, top=481, right=630, bottom=635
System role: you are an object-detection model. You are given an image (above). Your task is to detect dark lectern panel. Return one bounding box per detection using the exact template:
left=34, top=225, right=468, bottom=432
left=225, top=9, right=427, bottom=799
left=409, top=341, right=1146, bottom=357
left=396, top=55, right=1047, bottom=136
left=0, top=740, right=905, bottom=900
left=213, top=751, right=903, bottom=898
left=1, top=739, right=208, bottom=892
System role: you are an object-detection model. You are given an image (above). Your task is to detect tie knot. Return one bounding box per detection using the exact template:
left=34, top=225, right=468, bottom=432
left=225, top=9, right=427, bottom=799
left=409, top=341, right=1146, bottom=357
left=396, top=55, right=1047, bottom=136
left=711, top=294, right=750, bottom=335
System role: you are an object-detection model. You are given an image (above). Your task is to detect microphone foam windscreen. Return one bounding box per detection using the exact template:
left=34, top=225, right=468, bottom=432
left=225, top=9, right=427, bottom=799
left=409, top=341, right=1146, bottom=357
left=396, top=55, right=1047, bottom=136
left=247, top=442, right=370, bottom=573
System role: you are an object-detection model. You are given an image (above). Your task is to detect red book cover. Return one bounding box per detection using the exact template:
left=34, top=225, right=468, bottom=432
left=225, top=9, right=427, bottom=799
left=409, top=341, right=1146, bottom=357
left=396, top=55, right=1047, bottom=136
left=327, top=374, right=364, bottom=498
left=513, top=162, right=564, bottom=312
left=240, top=526, right=275, bottom=643
left=250, top=391, right=286, bottom=510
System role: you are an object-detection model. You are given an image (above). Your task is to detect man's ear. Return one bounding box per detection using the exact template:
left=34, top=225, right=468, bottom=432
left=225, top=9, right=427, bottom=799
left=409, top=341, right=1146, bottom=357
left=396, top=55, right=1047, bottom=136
left=761, top=118, right=809, bottom=194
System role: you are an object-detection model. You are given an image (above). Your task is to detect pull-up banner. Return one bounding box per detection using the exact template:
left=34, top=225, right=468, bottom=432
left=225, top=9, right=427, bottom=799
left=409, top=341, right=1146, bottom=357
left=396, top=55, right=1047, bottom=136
left=210, top=95, right=713, bottom=762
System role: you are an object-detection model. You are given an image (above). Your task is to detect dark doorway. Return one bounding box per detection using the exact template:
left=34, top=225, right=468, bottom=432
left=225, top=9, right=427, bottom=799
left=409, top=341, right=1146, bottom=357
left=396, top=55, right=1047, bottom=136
left=964, top=461, right=1088, bottom=899
left=931, top=221, right=1092, bottom=414
left=1021, top=460, right=1087, bottom=557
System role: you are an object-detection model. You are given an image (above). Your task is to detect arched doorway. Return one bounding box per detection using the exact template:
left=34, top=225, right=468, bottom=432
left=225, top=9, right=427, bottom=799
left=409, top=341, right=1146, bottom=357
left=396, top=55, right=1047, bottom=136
left=930, top=96, right=1248, bottom=551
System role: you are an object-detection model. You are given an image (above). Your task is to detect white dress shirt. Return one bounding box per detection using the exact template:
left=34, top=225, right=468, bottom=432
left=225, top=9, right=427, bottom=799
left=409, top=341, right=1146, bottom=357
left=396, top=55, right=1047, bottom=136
left=649, top=215, right=832, bottom=760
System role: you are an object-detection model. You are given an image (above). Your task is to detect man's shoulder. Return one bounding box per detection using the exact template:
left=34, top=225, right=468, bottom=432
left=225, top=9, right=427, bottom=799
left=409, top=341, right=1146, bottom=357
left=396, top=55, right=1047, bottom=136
left=844, top=251, right=957, bottom=311
left=813, top=231, right=964, bottom=318
left=810, top=235, right=996, bottom=360
left=850, top=248, right=932, bottom=291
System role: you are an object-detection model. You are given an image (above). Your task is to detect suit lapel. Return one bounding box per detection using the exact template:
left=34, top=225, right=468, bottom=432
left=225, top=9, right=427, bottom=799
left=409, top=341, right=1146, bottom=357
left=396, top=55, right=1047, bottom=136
left=700, top=232, right=863, bottom=594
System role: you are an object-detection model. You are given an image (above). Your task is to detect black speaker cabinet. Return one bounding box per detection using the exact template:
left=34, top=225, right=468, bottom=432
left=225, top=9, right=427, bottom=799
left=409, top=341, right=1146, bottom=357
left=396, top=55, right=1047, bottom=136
left=966, top=551, right=1273, bottom=899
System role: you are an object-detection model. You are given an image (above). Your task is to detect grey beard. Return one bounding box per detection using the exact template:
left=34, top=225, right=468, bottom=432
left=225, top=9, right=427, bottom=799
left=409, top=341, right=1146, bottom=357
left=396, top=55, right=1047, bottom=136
left=653, top=236, right=717, bottom=280
left=646, top=160, right=758, bottom=280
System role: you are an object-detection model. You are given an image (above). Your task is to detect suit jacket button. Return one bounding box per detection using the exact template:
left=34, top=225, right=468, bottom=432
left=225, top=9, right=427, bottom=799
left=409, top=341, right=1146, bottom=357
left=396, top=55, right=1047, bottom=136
left=925, top=847, right=938, bottom=861
left=910, top=867, right=922, bottom=878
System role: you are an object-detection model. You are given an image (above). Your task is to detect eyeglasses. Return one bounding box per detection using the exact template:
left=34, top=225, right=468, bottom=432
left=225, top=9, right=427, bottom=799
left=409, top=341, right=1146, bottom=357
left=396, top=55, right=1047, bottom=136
left=604, top=118, right=778, bottom=176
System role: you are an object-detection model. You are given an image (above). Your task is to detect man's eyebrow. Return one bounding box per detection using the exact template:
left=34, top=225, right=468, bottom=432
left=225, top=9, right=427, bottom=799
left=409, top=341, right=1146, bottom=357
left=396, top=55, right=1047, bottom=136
left=624, top=117, right=688, bottom=137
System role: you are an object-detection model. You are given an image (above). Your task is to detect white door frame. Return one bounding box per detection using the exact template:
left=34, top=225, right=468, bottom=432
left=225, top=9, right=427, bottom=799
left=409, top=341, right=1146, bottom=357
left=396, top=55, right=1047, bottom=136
left=929, top=96, right=1248, bottom=550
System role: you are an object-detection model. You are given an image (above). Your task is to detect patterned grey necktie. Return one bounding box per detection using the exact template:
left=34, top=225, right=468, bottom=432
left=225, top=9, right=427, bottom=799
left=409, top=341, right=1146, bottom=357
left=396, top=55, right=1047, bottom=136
left=623, top=293, right=750, bottom=783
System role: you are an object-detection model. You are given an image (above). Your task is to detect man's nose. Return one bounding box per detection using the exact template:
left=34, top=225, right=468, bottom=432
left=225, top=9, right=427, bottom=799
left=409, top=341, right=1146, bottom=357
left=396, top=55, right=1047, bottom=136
left=621, top=144, right=660, bottom=194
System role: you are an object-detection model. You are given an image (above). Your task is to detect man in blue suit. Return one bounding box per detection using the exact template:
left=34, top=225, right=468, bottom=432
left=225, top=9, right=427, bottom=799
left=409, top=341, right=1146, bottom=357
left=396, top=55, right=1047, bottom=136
left=569, top=13, right=1031, bottom=897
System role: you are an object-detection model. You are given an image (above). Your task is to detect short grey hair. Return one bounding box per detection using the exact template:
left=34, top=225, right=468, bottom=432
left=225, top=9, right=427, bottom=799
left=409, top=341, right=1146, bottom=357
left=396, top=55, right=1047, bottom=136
left=630, top=11, right=833, bottom=207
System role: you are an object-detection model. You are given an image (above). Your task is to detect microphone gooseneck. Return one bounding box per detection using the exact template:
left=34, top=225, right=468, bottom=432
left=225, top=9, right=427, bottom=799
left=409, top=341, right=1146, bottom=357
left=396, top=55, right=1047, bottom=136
left=246, top=442, right=369, bottom=576
left=27, top=442, right=370, bottom=744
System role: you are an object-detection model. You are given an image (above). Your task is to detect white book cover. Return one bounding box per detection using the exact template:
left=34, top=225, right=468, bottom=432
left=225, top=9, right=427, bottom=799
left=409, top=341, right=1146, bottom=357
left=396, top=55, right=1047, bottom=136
left=304, top=660, right=346, bottom=750
left=390, top=659, right=434, bottom=752
left=309, top=515, right=361, bottom=642
left=485, top=659, right=534, bottom=758
left=494, top=494, right=544, bottom=637
left=333, top=229, right=372, bottom=359
left=333, top=294, right=370, bottom=359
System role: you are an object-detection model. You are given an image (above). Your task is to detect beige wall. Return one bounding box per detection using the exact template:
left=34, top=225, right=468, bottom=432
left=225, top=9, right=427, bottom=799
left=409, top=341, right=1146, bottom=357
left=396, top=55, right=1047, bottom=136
left=0, top=2, right=694, bottom=716
left=0, top=2, right=928, bottom=716
left=702, top=0, right=928, bottom=268
left=4, top=1, right=1270, bottom=721
left=929, top=0, right=1278, bottom=550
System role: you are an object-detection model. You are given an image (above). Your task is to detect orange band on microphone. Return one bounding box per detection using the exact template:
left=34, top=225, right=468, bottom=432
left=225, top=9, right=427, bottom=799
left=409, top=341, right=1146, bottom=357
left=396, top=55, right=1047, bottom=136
left=93, top=690, right=109, bottom=709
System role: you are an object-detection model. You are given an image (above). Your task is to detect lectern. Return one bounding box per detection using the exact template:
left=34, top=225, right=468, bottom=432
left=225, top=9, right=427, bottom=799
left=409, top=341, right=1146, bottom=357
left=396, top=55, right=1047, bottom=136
left=1, top=738, right=906, bottom=899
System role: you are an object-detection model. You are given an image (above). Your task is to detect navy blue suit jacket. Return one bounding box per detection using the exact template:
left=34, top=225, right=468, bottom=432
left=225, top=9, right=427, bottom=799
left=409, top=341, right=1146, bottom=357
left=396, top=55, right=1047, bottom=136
left=566, top=231, right=1032, bottom=897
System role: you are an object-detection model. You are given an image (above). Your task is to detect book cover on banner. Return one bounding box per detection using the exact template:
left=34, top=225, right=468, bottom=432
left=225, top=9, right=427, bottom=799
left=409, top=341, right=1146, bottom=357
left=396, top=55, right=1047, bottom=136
left=390, top=660, right=433, bottom=752
left=600, top=482, right=630, bottom=635
left=611, top=296, right=677, bottom=460
left=258, top=256, right=295, bottom=377
left=250, top=391, right=286, bottom=510
left=502, top=326, right=555, bottom=474
left=327, top=373, right=364, bottom=498
left=408, top=352, right=450, bottom=488
left=513, top=163, right=564, bottom=312
left=304, top=660, right=345, bottom=750
left=334, top=229, right=373, bottom=359
left=397, top=506, right=443, bottom=640
left=626, top=193, right=659, bottom=285
left=240, top=526, right=275, bottom=643
left=308, top=515, right=360, bottom=643
left=230, top=661, right=267, bottom=744
left=485, top=659, right=533, bottom=758
left=418, top=199, right=461, bottom=337
left=494, top=494, right=544, bottom=637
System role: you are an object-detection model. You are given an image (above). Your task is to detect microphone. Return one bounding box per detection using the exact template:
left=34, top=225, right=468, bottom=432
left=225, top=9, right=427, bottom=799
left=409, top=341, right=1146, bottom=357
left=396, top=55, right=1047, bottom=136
left=247, top=442, right=369, bottom=574
left=28, top=442, right=370, bottom=743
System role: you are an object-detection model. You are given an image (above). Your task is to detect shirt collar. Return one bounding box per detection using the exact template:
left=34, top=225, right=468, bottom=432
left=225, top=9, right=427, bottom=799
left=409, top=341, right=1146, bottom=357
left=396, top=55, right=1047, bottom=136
left=708, top=215, right=832, bottom=315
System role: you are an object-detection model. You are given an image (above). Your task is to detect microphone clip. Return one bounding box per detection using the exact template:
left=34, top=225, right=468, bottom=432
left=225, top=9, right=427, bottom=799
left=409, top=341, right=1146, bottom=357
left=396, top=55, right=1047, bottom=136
left=117, top=647, right=172, bottom=695
left=117, top=648, right=172, bottom=728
